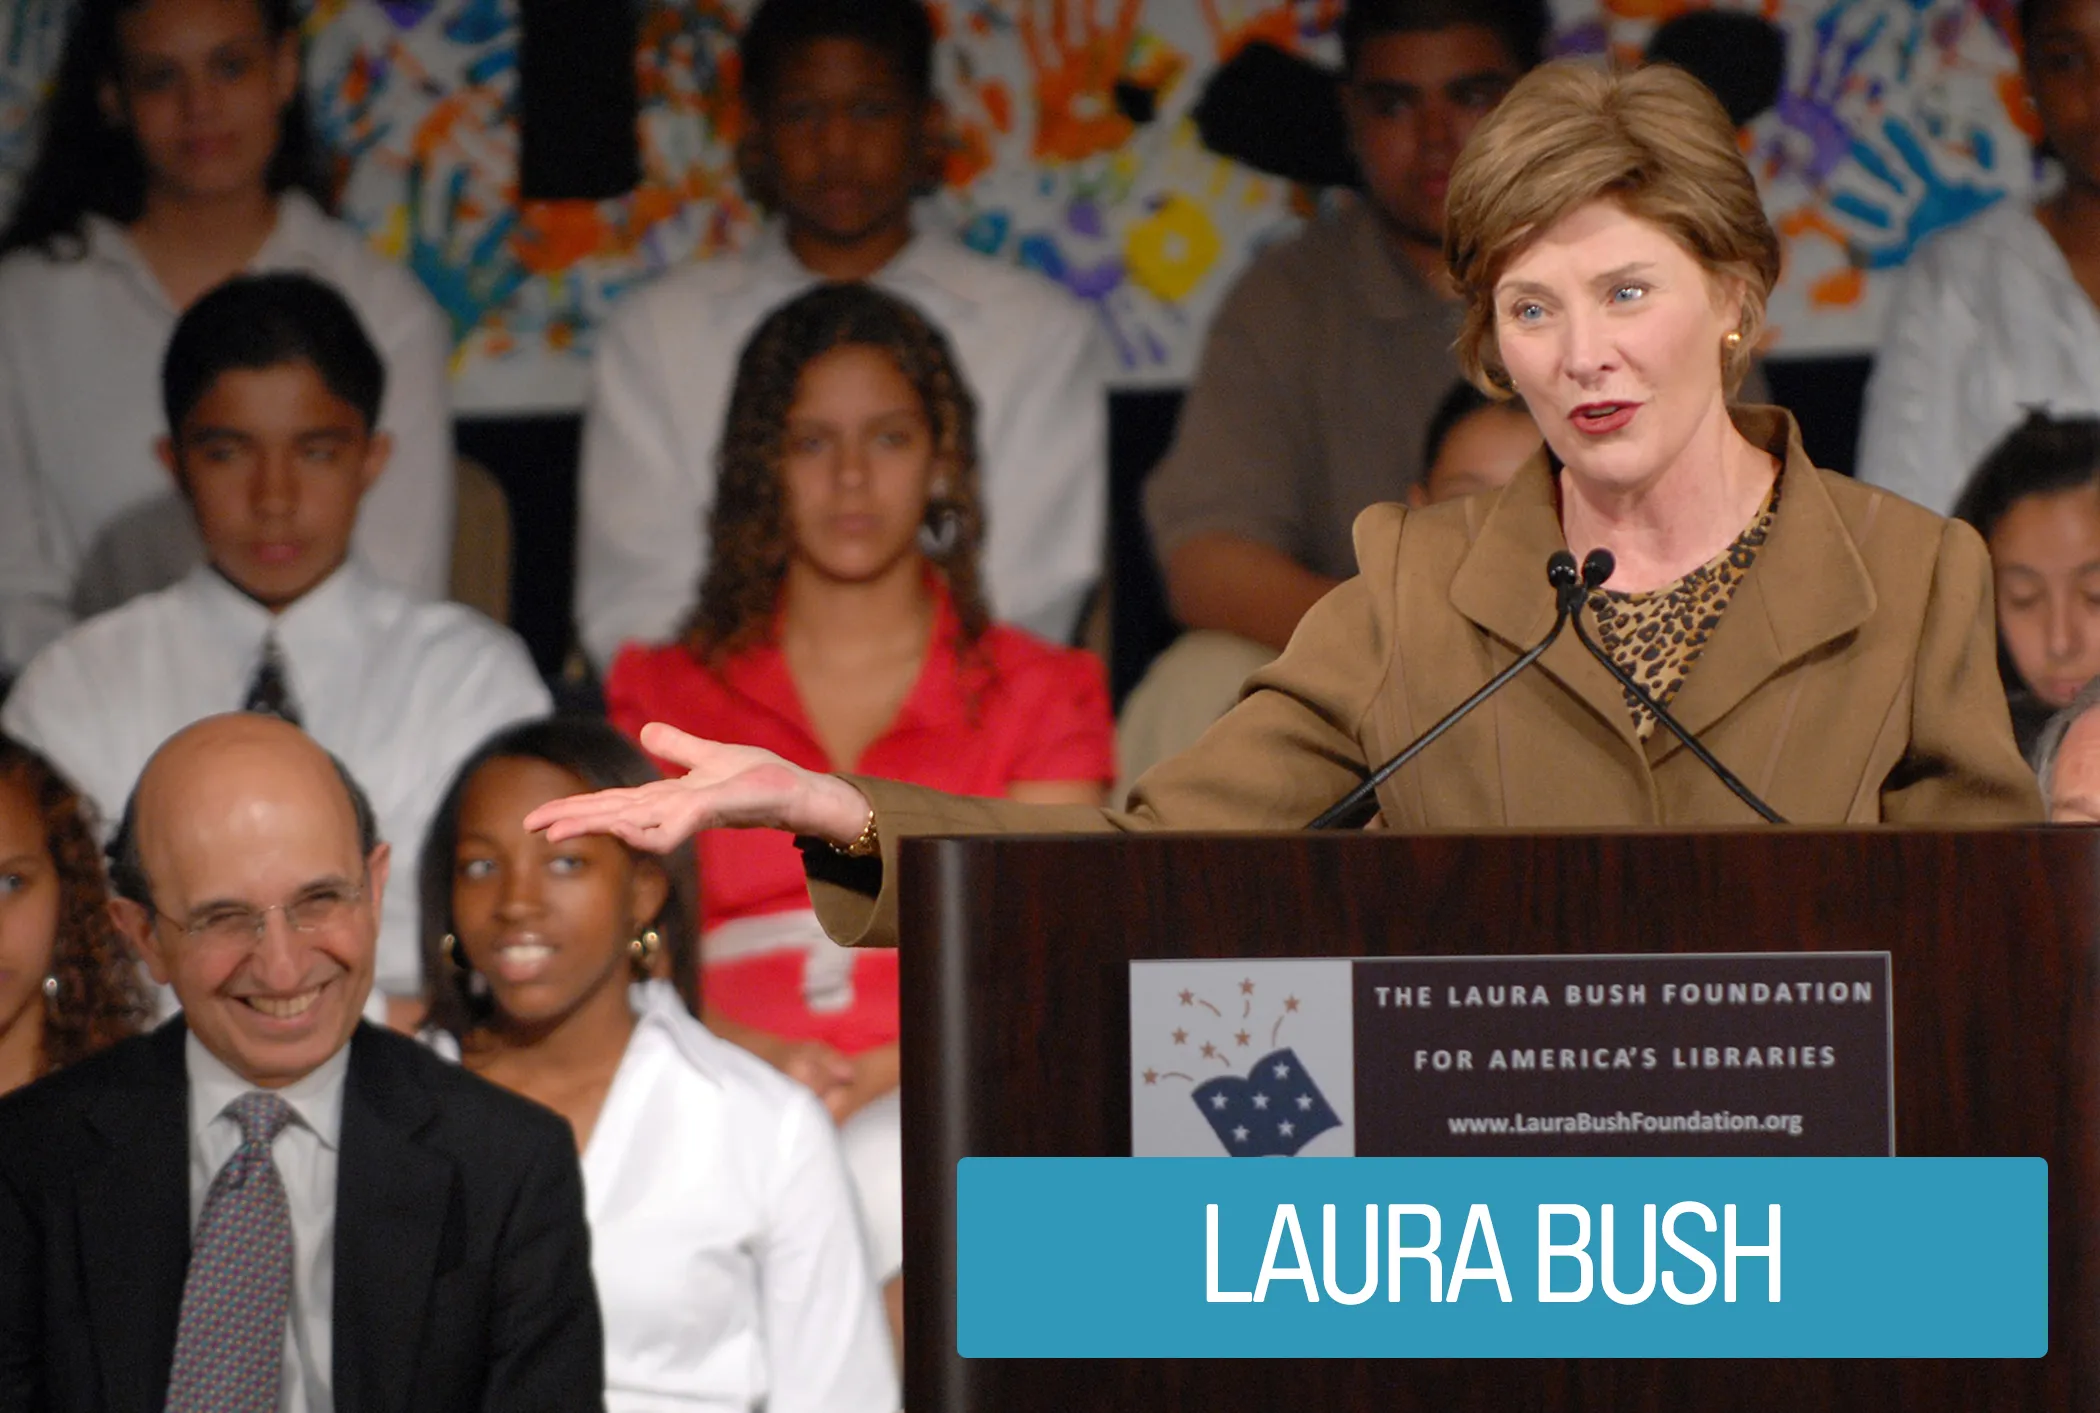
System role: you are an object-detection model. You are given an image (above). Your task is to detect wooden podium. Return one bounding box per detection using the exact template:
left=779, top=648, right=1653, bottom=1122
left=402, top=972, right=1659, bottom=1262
left=896, top=828, right=2100, bottom=1411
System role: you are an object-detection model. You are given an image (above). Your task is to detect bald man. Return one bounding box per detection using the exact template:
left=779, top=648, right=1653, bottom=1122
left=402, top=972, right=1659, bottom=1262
left=0, top=715, right=604, bottom=1413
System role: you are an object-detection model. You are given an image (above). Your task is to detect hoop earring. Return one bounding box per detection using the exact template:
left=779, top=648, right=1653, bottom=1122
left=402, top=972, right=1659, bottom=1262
left=629, top=928, right=663, bottom=979
left=918, top=500, right=962, bottom=558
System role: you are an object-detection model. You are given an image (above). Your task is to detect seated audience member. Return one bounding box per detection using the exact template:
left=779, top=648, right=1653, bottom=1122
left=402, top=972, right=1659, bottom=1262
left=2, top=274, right=548, bottom=1025
left=1857, top=0, right=2100, bottom=512
left=1409, top=380, right=1541, bottom=507
left=0, top=714, right=603, bottom=1410
left=1143, top=0, right=1546, bottom=658
left=1952, top=410, right=2100, bottom=756
left=0, top=0, right=453, bottom=680
left=420, top=717, right=898, bottom=1413
left=577, top=0, right=1106, bottom=671
left=1115, top=377, right=1540, bottom=799
left=0, top=735, right=149, bottom=1095
left=605, top=282, right=1114, bottom=1312
left=1118, top=0, right=1544, bottom=794
left=2038, top=676, right=2100, bottom=819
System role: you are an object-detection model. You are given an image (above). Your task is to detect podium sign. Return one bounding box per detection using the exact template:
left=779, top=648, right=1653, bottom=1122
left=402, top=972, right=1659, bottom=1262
left=899, top=830, right=2100, bottom=1411
left=1133, top=953, right=1893, bottom=1158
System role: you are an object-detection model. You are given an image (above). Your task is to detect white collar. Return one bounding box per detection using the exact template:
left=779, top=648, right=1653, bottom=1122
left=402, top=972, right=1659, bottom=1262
left=185, top=1024, right=351, bottom=1152
left=81, top=191, right=329, bottom=300
left=628, top=979, right=730, bottom=1087
left=418, top=981, right=730, bottom=1088
left=181, top=556, right=374, bottom=659
left=744, top=216, right=977, bottom=306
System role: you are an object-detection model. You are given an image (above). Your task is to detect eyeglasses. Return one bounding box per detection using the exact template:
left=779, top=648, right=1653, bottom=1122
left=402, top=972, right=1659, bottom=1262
left=150, top=875, right=369, bottom=949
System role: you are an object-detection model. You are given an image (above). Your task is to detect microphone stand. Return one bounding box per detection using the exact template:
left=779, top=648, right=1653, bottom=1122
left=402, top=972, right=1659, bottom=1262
left=1567, top=549, right=1788, bottom=825
left=1308, top=551, right=1584, bottom=829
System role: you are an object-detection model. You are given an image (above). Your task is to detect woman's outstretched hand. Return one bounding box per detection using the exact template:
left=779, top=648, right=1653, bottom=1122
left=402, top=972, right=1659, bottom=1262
left=523, top=723, right=875, bottom=852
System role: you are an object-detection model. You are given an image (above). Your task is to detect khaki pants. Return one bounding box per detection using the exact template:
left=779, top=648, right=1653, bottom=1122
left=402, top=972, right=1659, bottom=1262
left=1113, top=631, right=1278, bottom=807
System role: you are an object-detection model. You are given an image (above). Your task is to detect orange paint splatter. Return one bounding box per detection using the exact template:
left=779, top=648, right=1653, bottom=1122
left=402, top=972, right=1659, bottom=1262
left=1998, top=72, right=2043, bottom=144
left=946, top=122, right=997, bottom=188
left=1810, top=266, right=1864, bottom=308
left=1020, top=0, right=1144, bottom=163
left=1200, top=0, right=1301, bottom=61
left=514, top=201, right=613, bottom=274
left=1601, top=0, right=1694, bottom=18
left=983, top=80, right=1013, bottom=134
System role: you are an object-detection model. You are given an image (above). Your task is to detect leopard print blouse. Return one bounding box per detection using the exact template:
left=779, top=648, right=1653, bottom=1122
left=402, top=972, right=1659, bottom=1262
left=1587, top=477, right=1782, bottom=741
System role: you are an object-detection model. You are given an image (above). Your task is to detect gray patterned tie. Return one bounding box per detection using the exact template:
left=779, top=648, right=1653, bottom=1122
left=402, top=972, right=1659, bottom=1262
left=165, top=1091, right=296, bottom=1413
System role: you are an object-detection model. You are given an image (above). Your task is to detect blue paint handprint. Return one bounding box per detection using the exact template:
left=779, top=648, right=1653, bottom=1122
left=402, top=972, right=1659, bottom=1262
left=1832, top=115, right=2002, bottom=269
left=1766, top=0, right=2014, bottom=274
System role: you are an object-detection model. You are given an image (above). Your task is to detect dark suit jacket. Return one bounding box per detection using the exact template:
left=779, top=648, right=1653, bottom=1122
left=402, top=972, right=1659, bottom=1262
left=806, top=407, right=2042, bottom=951
left=0, top=1018, right=604, bottom=1413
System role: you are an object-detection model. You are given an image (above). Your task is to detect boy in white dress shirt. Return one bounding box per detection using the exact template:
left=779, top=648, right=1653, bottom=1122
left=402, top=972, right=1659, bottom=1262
left=576, top=0, right=1108, bottom=669
left=3, top=273, right=550, bottom=1027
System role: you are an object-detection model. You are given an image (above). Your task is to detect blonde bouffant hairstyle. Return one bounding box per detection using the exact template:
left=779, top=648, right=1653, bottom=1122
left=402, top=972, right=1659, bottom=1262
left=1443, top=60, right=1781, bottom=399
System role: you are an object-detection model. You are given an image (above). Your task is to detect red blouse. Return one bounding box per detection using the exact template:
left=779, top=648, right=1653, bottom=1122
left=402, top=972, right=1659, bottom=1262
left=605, top=585, right=1115, bottom=1053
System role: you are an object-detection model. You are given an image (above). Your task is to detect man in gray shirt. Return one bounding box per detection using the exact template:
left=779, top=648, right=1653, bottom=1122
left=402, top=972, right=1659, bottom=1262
left=1120, top=0, right=1544, bottom=793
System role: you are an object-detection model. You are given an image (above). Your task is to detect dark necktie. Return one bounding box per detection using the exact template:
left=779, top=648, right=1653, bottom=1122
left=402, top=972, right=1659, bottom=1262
left=243, top=636, right=303, bottom=727
left=165, top=1091, right=296, bottom=1413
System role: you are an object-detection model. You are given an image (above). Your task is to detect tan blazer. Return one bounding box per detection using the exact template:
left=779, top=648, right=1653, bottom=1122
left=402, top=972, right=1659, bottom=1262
left=809, top=407, right=2040, bottom=948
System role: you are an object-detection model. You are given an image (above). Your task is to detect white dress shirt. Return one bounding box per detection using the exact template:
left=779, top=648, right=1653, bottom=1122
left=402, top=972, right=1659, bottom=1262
left=186, top=1031, right=349, bottom=1413
left=427, top=982, right=899, bottom=1413
left=0, top=191, right=456, bottom=674
left=0, top=559, right=551, bottom=997
left=1857, top=199, right=2100, bottom=514
left=575, top=221, right=1108, bottom=668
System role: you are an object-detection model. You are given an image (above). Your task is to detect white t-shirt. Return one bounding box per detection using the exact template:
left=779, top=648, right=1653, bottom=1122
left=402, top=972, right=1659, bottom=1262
left=0, top=191, right=456, bottom=674
left=427, top=982, right=900, bottom=1413
left=575, top=221, right=1108, bottom=668
left=1857, top=199, right=2100, bottom=514
left=0, top=559, right=550, bottom=996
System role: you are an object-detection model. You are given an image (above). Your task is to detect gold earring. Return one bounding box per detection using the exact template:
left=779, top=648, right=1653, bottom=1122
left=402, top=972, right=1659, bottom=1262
left=1724, top=330, right=1744, bottom=350
left=628, top=928, right=662, bottom=976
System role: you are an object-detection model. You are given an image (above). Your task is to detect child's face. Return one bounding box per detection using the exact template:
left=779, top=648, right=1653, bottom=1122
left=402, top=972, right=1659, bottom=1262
left=753, top=37, right=925, bottom=247
left=780, top=343, right=941, bottom=585
left=1414, top=403, right=1542, bottom=506
left=1344, top=25, right=1522, bottom=250
left=2026, top=0, right=2100, bottom=194
left=1989, top=481, right=2100, bottom=709
left=0, top=775, right=62, bottom=1079
left=160, top=360, right=389, bottom=612
left=448, top=755, right=666, bottom=1031
left=105, top=0, right=298, bottom=203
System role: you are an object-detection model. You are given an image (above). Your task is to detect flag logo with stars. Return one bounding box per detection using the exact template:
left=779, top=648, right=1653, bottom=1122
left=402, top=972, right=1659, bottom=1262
left=1191, top=1048, right=1341, bottom=1156
left=1136, top=974, right=1342, bottom=1157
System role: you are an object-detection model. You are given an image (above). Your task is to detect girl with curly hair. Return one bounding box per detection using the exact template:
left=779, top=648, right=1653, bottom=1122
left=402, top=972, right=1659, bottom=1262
left=604, top=281, right=1115, bottom=1314
left=0, top=735, right=149, bottom=1095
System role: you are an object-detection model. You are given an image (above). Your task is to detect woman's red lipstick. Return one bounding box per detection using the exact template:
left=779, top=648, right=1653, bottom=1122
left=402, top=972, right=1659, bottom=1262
left=1571, top=402, right=1638, bottom=435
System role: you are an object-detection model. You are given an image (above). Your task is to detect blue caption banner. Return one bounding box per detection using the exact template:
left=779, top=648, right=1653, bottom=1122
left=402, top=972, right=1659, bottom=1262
left=956, top=1158, right=2045, bottom=1358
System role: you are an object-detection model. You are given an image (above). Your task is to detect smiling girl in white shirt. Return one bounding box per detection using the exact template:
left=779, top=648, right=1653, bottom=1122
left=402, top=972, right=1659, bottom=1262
left=418, top=717, right=898, bottom=1413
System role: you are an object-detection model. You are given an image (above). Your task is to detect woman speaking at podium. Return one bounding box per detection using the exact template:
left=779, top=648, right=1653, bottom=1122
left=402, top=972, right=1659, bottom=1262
left=532, top=61, right=2040, bottom=946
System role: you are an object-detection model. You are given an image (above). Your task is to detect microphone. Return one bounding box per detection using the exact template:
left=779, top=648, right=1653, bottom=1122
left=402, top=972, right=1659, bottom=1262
left=1308, top=550, right=1586, bottom=829
left=1568, top=549, right=1788, bottom=824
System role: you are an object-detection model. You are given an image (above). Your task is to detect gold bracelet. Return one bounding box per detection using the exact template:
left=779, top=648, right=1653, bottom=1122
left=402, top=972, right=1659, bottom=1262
left=832, top=807, right=880, bottom=858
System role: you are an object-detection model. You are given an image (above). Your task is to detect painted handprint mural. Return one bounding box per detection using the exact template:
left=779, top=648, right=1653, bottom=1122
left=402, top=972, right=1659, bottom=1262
left=0, top=0, right=2042, bottom=407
